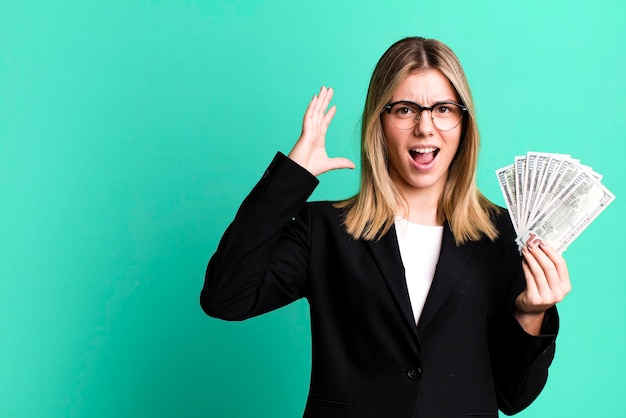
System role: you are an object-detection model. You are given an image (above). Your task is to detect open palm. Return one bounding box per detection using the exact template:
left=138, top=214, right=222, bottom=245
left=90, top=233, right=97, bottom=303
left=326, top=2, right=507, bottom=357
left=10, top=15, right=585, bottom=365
left=288, top=86, right=355, bottom=176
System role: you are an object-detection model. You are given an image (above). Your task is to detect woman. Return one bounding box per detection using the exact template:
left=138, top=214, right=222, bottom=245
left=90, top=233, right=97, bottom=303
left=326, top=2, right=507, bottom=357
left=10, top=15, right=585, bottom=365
left=201, top=37, right=570, bottom=417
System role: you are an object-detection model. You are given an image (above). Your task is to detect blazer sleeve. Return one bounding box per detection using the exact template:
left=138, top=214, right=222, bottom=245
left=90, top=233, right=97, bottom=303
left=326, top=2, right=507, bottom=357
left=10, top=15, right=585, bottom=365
left=200, top=152, right=319, bottom=321
left=493, top=306, right=558, bottom=415
left=490, top=217, right=559, bottom=415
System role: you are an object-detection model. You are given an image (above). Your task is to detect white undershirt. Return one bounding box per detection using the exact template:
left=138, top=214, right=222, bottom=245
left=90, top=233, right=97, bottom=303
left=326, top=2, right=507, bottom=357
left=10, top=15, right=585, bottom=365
left=394, top=218, right=444, bottom=325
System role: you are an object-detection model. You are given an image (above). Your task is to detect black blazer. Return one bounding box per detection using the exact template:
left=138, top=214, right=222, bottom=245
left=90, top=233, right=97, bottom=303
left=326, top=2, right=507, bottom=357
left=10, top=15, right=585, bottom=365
left=201, top=153, right=558, bottom=418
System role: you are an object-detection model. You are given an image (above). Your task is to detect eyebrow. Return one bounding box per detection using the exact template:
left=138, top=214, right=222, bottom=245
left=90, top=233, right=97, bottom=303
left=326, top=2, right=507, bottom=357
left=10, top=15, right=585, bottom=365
left=392, top=99, right=461, bottom=105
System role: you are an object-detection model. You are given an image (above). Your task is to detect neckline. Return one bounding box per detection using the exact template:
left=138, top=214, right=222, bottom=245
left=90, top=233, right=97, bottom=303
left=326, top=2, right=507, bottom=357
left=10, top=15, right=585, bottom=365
left=395, top=217, right=444, bottom=229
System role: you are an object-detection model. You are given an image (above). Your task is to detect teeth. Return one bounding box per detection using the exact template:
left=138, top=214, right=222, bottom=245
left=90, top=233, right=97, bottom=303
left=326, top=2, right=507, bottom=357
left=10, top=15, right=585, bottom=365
left=411, top=147, right=437, bottom=154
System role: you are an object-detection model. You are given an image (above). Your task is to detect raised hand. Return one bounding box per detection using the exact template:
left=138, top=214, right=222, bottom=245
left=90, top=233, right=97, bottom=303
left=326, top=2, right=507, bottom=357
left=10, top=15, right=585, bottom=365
left=288, top=86, right=355, bottom=176
left=514, top=241, right=572, bottom=335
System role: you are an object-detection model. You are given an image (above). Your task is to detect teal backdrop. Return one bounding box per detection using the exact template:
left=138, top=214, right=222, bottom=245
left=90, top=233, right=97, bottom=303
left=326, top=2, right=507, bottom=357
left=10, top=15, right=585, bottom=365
left=1, top=1, right=625, bottom=417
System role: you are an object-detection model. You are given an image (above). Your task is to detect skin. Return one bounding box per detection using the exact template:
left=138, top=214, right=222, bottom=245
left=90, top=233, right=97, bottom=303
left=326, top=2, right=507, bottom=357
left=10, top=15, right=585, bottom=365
left=288, top=83, right=570, bottom=337
left=516, top=241, right=571, bottom=334
left=381, top=69, right=462, bottom=226
left=287, top=86, right=355, bottom=176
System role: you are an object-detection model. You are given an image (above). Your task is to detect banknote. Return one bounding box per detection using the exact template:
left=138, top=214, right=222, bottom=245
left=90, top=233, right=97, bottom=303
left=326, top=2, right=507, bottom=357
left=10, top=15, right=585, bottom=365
left=514, top=156, right=526, bottom=230
left=526, top=157, right=582, bottom=227
left=495, top=164, right=519, bottom=232
left=526, top=154, right=568, bottom=225
left=496, top=152, right=614, bottom=253
left=523, top=152, right=551, bottom=228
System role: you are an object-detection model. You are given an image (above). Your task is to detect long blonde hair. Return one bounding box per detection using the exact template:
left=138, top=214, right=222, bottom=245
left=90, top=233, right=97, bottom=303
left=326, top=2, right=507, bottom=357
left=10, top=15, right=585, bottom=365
left=337, top=37, right=499, bottom=245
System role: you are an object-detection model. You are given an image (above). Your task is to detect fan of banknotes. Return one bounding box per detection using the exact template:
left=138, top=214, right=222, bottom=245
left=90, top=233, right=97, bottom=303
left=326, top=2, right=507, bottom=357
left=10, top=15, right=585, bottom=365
left=496, top=152, right=615, bottom=253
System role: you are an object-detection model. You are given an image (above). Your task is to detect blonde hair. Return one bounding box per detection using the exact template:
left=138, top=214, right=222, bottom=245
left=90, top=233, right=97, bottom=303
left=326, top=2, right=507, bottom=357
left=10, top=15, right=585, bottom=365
left=337, top=37, right=499, bottom=245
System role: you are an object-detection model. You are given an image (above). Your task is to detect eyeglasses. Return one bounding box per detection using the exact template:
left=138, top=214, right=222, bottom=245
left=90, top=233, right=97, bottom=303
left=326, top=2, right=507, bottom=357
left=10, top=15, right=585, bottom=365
left=383, top=100, right=467, bottom=131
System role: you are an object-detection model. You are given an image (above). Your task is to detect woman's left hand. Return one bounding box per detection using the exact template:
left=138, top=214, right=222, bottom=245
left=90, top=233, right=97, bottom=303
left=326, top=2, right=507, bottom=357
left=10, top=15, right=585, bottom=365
left=514, top=241, right=571, bottom=336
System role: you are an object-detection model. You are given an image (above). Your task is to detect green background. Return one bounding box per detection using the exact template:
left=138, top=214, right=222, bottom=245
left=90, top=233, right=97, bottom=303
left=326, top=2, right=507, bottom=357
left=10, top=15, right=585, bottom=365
left=1, top=1, right=624, bottom=417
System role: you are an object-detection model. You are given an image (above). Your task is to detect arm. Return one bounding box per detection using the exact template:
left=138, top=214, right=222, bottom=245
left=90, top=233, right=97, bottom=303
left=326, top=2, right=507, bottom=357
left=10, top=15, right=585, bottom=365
left=200, top=86, right=354, bottom=321
left=493, top=239, right=570, bottom=414
left=201, top=153, right=318, bottom=320
left=493, top=304, right=559, bottom=415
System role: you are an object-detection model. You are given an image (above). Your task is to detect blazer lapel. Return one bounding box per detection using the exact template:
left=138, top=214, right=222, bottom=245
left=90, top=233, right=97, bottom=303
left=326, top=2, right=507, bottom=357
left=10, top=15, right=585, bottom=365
left=364, top=225, right=418, bottom=337
left=417, top=222, right=476, bottom=334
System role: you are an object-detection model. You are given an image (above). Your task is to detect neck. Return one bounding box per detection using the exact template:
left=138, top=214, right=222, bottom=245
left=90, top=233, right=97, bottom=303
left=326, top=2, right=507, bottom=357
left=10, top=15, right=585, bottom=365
left=396, top=187, right=443, bottom=226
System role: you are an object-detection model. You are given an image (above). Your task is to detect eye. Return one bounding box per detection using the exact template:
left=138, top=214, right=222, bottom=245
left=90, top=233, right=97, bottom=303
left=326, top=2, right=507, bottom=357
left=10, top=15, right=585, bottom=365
left=434, top=104, right=451, bottom=114
left=392, top=103, right=417, bottom=118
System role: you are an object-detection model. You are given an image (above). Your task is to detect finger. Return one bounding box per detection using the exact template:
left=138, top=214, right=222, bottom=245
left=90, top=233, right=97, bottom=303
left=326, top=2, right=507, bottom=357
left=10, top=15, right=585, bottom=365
left=539, top=242, right=570, bottom=287
left=321, top=105, right=337, bottom=133
left=528, top=243, right=561, bottom=292
left=520, top=247, right=558, bottom=312
left=303, top=90, right=327, bottom=136
left=527, top=243, right=570, bottom=304
left=321, top=86, right=334, bottom=110
left=314, top=86, right=333, bottom=123
left=314, top=157, right=356, bottom=176
left=522, top=246, right=548, bottom=288
left=520, top=254, right=539, bottom=299
left=303, top=94, right=318, bottom=124
left=326, top=157, right=356, bottom=171
left=316, top=85, right=328, bottom=98
left=537, top=245, right=571, bottom=299
left=314, top=86, right=327, bottom=116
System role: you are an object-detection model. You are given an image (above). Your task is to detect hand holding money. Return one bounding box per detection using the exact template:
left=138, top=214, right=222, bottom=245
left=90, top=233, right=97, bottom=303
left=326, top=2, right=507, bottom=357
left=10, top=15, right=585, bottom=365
left=514, top=240, right=571, bottom=335
left=496, top=152, right=615, bottom=253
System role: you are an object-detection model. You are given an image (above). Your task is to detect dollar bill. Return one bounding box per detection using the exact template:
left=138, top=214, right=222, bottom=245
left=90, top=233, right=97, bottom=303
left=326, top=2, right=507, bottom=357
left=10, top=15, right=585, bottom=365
left=524, top=152, right=552, bottom=227
left=526, top=154, right=568, bottom=224
left=518, top=170, right=615, bottom=252
left=496, top=152, right=614, bottom=253
left=514, top=156, right=527, bottom=230
left=526, top=157, right=582, bottom=227
left=496, top=164, right=519, bottom=232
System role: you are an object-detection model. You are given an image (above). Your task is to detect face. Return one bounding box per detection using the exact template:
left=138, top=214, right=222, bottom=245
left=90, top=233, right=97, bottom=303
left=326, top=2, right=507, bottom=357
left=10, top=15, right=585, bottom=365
left=382, top=69, right=462, bottom=201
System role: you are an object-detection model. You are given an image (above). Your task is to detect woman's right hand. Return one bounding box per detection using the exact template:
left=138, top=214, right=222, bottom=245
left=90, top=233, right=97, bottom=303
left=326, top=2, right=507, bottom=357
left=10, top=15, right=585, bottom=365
left=287, top=86, right=355, bottom=177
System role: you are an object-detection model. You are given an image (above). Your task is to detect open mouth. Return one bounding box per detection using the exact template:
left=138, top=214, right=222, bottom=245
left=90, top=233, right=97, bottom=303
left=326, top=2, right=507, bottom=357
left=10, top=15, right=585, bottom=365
left=409, top=147, right=439, bottom=165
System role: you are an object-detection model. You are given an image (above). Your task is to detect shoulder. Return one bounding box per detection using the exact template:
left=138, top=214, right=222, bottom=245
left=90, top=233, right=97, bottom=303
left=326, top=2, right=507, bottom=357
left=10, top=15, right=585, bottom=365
left=474, top=206, right=519, bottom=262
left=491, top=206, right=517, bottom=243
left=298, top=201, right=357, bottom=243
left=305, top=200, right=347, bottom=224
left=490, top=207, right=524, bottom=274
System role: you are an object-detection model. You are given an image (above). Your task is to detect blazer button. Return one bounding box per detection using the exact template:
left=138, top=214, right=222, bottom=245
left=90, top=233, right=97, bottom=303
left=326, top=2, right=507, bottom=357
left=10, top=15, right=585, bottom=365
left=407, top=367, right=422, bottom=380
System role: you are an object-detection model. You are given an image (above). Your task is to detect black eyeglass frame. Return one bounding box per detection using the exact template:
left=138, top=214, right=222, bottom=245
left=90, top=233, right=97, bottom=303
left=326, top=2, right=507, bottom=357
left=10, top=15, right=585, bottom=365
left=382, top=100, right=468, bottom=131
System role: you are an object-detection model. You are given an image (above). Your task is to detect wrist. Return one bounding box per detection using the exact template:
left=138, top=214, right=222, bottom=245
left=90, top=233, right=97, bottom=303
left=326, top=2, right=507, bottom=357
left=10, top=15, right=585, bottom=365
left=514, top=309, right=546, bottom=336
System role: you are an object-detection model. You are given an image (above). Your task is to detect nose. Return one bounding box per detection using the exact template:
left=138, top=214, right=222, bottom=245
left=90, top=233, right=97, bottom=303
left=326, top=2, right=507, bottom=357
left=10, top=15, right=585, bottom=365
left=414, top=109, right=434, bottom=136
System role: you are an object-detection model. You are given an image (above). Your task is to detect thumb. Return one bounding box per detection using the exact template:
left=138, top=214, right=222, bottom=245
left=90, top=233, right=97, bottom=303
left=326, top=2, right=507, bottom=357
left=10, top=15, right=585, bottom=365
left=325, top=157, right=356, bottom=172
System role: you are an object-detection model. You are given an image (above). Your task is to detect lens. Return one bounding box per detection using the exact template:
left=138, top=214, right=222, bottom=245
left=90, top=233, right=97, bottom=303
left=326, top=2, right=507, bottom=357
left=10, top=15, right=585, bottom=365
left=386, top=102, right=464, bottom=131
left=388, top=102, right=420, bottom=130
left=385, top=101, right=464, bottom=131
left=431, top=103, right=463, bottom=131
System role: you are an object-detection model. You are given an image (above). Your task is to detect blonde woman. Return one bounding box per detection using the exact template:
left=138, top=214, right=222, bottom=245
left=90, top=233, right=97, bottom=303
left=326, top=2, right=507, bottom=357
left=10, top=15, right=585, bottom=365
left=201, top=37, right=570, bottom=417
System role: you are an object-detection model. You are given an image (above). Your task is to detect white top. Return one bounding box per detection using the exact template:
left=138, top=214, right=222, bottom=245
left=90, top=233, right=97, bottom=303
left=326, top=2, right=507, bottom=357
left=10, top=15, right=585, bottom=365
left=394, top=218, right=444, bottom=325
